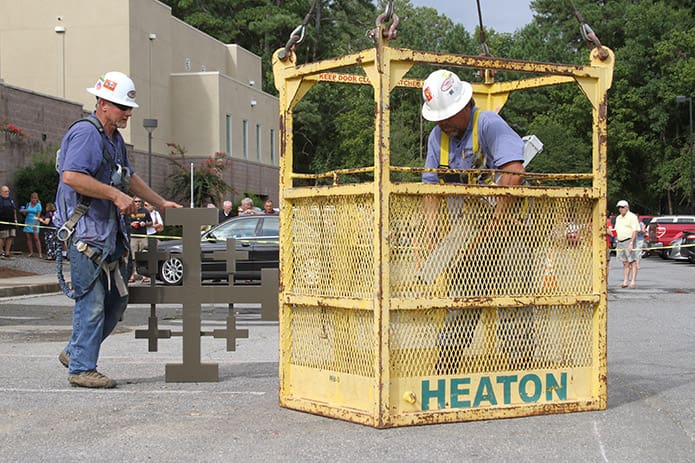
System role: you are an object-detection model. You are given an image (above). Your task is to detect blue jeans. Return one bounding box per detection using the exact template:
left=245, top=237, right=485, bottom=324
left=64, top=244, right=128, bottom=374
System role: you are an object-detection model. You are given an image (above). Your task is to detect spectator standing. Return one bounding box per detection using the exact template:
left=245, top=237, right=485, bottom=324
left=238, top=197, right=260, bottom=216
left=262, top=199, right=278, bottom=215
left=0, top=185, right=18, bottom=259
left=219, top=200, right=236, bottom=223
left=141, top=201, right=163, bottom=285
left=22, top=192, right=42, bottom=258
left=128, top=197, right=152, bottom=283
left=144, top=201, right=164, bottom=236
left=55, top=71, right=181, bottom=388
left=614, top=200, right=640, bottom=288
left=39, top=203, right=59, bottom=260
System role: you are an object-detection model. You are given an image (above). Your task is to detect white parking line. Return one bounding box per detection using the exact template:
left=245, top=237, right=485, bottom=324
left=0, top=387, right=265, bottom=396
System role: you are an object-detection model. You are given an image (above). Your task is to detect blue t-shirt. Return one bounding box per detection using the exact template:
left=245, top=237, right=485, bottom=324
left=422, top=108, right=524, bottom=184
left=55, top=115, right=133, bottom=254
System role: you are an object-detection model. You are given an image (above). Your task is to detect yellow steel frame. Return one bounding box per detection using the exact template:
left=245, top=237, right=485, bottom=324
left=273, top=26, right=614, bottom=428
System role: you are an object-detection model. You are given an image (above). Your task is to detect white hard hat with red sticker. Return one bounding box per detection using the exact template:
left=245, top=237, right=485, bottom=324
left=86, top=71, right=139, bottom=108
left=421, top=70, right=472, bottom=122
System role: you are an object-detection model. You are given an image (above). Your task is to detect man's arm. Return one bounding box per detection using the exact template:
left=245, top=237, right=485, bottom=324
left=496, top=160, right=525, bottom=187
left=63, top=170, right=138, bottom=216
left=629, top=215, right=640, bottom=249
left=493, top=160, right=525, bottom=221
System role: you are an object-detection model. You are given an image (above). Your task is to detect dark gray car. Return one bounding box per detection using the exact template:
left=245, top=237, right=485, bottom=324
left=136, top=215, right=279, bottom=285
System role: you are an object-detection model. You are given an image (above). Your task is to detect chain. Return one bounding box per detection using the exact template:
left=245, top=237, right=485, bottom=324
left=568, top=0, right=609, bottom=60
left=368, top=0, right=399, bottom=42
left=278, top=0, right=318, bottom=61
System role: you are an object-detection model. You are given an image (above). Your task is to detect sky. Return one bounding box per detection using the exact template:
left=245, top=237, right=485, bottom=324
left=407, top=0, right=534, bottom=34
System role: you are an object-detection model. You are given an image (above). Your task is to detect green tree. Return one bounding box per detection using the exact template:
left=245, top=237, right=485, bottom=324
left=527, top=0, right=695, bottom=213
left=14, top=154, right=60, bottom=211
left=166, top=143, right=235, bottom=207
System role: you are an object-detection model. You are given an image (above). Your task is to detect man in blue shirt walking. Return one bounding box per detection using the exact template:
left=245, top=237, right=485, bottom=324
left=55, top=71, right=181, bottom=388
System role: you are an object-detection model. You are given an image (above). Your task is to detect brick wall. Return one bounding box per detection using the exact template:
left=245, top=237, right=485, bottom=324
left=0, top=82, right=85, bottom=192
left=227, top=158, right=279, bottom=204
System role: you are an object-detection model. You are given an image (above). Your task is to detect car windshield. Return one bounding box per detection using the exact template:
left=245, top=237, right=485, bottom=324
left=258, top=216, right=279, bottom=236
left=208, top=218, right=259, bottom=241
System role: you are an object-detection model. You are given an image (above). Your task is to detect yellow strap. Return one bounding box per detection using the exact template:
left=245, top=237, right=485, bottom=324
left=438, top=131, right=450, bottom=168
left=438, top=131, right=449, bottom=184
left=471, top=108, right=480, bottom=154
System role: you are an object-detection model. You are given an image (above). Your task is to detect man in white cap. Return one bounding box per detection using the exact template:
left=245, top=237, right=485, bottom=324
left=614, top=199, right=640, bottom=288
left=420, top=69, right=530, bottom=373
left=54, top=71, right=182, bottom=388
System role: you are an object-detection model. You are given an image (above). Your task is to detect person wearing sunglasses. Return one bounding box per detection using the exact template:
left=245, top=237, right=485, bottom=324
left=54, top=71, right=182, bottom=389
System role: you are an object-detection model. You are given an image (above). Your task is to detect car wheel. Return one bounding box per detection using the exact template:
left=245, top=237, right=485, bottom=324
left=159, top=256, right=183, bottom=285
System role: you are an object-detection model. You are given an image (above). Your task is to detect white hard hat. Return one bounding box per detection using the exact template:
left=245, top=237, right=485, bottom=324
left=86, top=71, right=139, bottom=108
left=421, top=70, right=472, bottom=122
left=616, top=200, right=629, bottom=208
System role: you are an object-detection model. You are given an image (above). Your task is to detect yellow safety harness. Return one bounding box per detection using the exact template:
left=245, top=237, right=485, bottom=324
left=438, top=109, right=488, bottom=184
left=438, top=108, right=530, bottom=218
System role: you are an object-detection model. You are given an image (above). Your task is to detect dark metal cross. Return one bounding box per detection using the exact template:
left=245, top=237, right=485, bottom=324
left=211, top=238, right=249, bottom=351
left=129, top=208, right=279, bottom=382
left=134, top=236, right=171, bottom=351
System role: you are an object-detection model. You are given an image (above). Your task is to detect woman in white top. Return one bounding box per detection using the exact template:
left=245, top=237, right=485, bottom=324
left=144, top=202, right=164, bottom=236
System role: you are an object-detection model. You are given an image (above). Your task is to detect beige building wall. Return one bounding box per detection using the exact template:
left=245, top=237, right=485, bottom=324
left=0, top=0, right=278, bottom=169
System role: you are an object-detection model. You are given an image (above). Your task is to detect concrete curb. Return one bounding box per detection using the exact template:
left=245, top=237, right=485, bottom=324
left=0, top=282, right=62, bottom=298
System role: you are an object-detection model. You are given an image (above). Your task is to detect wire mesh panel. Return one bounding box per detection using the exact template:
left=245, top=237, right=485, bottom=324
left=389, top=304, right=594, bottom=378
left=389, top=193, right=594, bottom=299
left=288, top=195, right=374, bottom=298
left=289, top=305, right=375, bottom=376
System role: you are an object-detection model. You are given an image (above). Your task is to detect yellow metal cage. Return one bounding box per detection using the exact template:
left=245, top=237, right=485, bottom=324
left=272, top=30, right=614, bottom=427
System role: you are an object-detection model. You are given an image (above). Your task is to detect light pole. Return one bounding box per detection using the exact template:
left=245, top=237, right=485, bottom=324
left=148, top=33, right=156, bottom=116
left=143, top=118, right=158, bottom=187
left=54, top=25, right=66, bottom=98
left=676, top=95, right=694, bottom=214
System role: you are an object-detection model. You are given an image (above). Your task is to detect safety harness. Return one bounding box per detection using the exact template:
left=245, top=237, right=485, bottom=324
left=437, top=108, right=532, bottom=219
left=56, top=116, right=129, bottom=241
left=56, top=115, right=131, bottom=299
left=438, top=108, right=490, bottom=185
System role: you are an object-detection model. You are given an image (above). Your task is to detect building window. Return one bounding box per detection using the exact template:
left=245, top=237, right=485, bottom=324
left=225, top=114, right=232, bottom=156
left=270, top=129, right=276, bottom=165
left=242, top=119, right=248, bottom=159
left=256, top=124, right=261, bottom=161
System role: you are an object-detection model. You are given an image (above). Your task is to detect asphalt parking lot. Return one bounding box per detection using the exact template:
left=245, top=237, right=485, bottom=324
left=1, top=256, right=694, bottom=462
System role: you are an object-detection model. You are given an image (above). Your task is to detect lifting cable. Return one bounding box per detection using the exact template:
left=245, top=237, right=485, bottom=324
left=475, top=0, right=491, bottom=58
left=368, top=0, right=399, bottom=42
left=475, top=0, right=495, bottom=82
left=278, top=0, right=318, bottom=61
left=568, top=0, right=609, bottom=60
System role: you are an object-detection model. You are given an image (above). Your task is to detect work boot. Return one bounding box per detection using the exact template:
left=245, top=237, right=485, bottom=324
left=58, top=351, right=70, bottom=368
left=68, top=370, right=117, bottom=389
